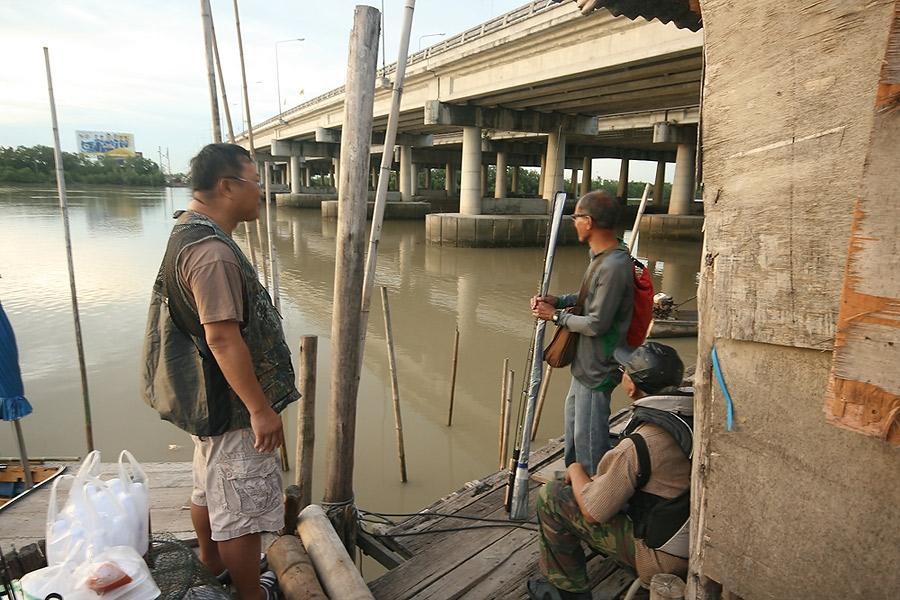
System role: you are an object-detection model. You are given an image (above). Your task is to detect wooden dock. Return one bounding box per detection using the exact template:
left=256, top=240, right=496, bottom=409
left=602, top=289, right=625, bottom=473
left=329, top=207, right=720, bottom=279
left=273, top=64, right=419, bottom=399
left=0, top=461, right=195, bottom=551
left=365, top=438, right=636, bottom=600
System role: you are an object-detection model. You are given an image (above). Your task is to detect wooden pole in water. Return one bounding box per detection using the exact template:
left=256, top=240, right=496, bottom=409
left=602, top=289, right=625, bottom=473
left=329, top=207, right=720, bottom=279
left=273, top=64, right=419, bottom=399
left=207, top=0, right=235, bottom=142
left=628, top=183, right=652, bottom=253
left=531, top=364, right=553, bottom=441
left=500, top=369, right=514, bottom=469
left=265, top=167, right=281, bottom=312
left=446, top=327, right=460, bottom=427
left=231, top=0, right=260, bottom=273
left=295, top=336, right=317, bottom=508
left=380, top=287, right=407, bottom=482
left=357, top=0, right=416, bottom=372
left=259, top=162, right=271, bottom=291
left=322, top=4, right=380, bottom=551
left=200, top=0, right=222, bottom=142
left=43, top=47, right=94, bottom=453
left=497, top=357, right=509, bottom=469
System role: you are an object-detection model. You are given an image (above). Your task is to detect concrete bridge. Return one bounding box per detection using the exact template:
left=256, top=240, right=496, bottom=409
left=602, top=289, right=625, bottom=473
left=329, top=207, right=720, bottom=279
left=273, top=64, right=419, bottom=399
left=238, top=0, right=703, bottom=243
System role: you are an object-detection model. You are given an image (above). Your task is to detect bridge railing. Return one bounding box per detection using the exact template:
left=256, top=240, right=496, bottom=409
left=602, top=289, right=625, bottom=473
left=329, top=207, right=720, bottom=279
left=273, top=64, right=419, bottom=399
left=242, top=1, right=557, bottom=137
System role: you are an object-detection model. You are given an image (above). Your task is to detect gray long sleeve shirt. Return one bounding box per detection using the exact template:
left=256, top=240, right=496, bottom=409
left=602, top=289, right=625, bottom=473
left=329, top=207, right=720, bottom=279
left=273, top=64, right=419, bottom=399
left=556, top=243, right=634, bottom=390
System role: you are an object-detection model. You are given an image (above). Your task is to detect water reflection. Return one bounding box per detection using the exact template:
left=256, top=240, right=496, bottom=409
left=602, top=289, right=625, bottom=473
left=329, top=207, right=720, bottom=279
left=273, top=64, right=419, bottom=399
left=0, top=185, right=699, bottom=521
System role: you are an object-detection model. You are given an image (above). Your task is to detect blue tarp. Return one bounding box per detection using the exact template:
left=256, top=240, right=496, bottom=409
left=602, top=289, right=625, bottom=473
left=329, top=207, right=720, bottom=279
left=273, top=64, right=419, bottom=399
left=0, top=302, right=33, bottom=421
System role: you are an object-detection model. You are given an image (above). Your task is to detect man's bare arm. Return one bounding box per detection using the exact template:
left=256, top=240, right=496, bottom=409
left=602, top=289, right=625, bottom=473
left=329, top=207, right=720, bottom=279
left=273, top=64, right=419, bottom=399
left=204, top=320, right=283, bottom=453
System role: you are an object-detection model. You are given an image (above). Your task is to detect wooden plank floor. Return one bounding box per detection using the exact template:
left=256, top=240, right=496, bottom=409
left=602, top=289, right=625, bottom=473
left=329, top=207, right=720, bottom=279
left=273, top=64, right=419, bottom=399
left=0, top=461, right=195, bottom=550
left=367, top=438, right=635, bottom=600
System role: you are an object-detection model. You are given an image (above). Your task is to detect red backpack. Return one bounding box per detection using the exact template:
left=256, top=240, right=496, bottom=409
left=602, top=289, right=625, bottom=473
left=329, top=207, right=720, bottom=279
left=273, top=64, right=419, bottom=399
left=627, top=257, right=654, bottom=348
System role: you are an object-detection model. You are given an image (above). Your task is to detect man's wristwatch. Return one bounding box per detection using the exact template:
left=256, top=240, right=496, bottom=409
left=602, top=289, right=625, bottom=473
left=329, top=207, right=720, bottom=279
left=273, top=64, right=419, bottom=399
left=552, top=309, right=562, bottom=324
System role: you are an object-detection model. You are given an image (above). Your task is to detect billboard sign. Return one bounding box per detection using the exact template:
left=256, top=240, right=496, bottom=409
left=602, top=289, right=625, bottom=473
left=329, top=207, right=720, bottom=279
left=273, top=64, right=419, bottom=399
left=76, top=131, right=136, bottom=157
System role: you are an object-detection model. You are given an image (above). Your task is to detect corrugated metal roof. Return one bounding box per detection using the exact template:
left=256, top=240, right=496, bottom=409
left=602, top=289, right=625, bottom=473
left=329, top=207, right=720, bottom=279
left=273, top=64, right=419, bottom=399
left=576, top=0, right=702, bottom=32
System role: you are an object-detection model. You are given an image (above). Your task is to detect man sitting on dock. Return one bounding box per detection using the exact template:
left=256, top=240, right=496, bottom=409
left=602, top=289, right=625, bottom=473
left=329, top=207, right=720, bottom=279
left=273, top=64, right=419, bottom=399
left=528, top=342, right=692, bottom=600
left=531, top=190, right=634, bottom=474
left=142, top=143, right=299, bottom=600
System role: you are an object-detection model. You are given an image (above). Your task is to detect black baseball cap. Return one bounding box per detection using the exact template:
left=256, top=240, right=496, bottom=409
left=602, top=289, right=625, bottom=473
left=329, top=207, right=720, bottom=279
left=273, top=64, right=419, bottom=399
left=614, top=342, right=684, bottom=394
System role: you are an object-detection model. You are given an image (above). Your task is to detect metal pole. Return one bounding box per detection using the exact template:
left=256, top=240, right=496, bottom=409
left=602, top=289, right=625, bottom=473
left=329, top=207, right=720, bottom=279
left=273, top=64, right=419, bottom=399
left=380, top=287, right=407, bottom=483
left=509, top=191, right=567, bottom=520
left=322, top=5, right=380, bottom=551
left=357, top=0, right=416, bottom=373
left=43, top=47, right=94, bottom=453
left=12, top=421, right=33, bottom=489
left=200, top=0, right=222, bottom=142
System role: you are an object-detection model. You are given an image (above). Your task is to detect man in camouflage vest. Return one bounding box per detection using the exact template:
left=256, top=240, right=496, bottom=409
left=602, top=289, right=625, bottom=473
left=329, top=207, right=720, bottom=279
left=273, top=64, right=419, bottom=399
left=142, top=144, right=299, bottom=600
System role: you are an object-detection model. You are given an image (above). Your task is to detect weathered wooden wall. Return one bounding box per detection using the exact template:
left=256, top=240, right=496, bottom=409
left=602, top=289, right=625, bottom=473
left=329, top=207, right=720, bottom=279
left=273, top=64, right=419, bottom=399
left=691, top=1, right=900, bottom=598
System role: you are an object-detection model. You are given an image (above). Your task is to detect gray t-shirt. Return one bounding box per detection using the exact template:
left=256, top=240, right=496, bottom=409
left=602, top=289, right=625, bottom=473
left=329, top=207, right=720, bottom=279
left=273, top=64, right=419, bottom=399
left=557, top=244, right=634, bottom=389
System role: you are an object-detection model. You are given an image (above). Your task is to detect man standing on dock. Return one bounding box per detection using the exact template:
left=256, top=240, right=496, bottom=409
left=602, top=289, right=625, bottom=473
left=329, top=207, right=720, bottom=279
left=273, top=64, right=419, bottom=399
left=531, top=191, right=633, bottom=474
left=142, top=143, right=299, bottom=600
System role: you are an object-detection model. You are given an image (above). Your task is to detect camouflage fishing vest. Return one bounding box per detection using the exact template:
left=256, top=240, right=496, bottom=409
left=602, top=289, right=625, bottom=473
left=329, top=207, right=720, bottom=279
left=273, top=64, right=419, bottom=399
left=141, top=210, right=299, bottom=436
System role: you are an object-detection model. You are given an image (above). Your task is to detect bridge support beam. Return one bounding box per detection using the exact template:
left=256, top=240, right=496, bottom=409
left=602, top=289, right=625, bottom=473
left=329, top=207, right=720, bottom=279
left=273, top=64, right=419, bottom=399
left=580, top=156, right=592, bottom=196
left=445, top=163, right=457, bottom=196
left=290, top=155, right=303, bottom=193
left=460, top=126, right=483, bottom=215
left=653, top=160, right=666, bottom=205
left=423, top=168, right=431, bottom=190
left=538, top=153, right=546, bottom=196
left=400, top=145, right=413, bottom=201
left=495, top=151, right=507, bottom=199
left=669, top=141, right=696, bottom=215
left=332, top=157, right=341, bottom=193
left=617, top=159, right=629, bottom=203
left=570, top=168, right=578, bottom=195
left=511, top=166, right=519, bottom=195
left=542, top=130, right=566, bottom=204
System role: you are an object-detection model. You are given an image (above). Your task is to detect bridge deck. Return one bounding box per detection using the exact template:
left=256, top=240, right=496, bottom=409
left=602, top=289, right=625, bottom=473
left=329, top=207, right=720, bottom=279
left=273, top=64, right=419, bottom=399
left=366, top=438, right=636, bottom=600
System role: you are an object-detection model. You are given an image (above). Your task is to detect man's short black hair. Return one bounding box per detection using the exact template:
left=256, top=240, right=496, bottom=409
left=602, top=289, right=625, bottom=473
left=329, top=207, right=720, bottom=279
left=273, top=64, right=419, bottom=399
left=577, top=190, right=620, bottom=230
left=189, top=143, right=253, bottom=192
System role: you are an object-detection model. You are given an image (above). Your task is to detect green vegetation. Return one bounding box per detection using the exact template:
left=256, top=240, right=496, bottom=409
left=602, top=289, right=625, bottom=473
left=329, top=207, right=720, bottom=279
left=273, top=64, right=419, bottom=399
left=0, top=145, right=166, bottom=186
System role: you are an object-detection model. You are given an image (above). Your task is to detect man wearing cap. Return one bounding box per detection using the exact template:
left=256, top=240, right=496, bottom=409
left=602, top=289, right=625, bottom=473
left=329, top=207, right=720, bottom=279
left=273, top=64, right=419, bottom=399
left=528, top=343, right=693, bottom=600
left=531, top=190, right=634, bottom=475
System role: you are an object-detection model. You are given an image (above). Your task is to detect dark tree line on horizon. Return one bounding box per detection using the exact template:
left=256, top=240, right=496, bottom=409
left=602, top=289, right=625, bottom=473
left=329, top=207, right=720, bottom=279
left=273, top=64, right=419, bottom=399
left=0, top=145, right=166, bottom=187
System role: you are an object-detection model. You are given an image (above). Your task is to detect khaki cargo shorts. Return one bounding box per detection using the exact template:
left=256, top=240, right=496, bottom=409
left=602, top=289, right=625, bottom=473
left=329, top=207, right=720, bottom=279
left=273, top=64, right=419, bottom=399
left=190, top=428, right=284, bottom=542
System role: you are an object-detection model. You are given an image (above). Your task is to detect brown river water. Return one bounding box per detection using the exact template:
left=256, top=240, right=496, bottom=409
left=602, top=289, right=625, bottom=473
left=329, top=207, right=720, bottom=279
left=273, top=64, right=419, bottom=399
left=0, top=185, right=698, bottom=525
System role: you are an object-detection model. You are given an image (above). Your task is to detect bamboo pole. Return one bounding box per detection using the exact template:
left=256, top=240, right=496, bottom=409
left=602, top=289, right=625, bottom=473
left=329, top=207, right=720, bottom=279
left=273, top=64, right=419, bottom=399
left=380, top=287, right=407, bottom=482
left=207, top=0, right=235, bottom=142
left=497, top=357, right=509, bottom=469
left=322, top=5, right=380, bottom=551
left=628, top=183, right=652, bottom=253
left=500, top=369, right=514, bottom=469
left=43, top=47, right=94, bottom=452
left=531, top=364, right=553, bottom=441
left=259, top=163, right=271, bottom=291
left=357, top=0, right=416, bottom=372
left=446, top=327, right=460, bottom=427
left=297, top=505, right=374, bottom=600
left=200, top=0, right=222, bottom=142
left=265, top=167, right=281, bottom=312
left=295, top=336, right=317, bottom=508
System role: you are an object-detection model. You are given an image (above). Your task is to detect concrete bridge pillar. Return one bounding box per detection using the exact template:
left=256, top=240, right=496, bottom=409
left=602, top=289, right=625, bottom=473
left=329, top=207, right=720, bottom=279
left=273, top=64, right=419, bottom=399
left=412, top=164, right=419, bottom=196
left=511, top=166, right=519, bottom=195
left=538, top=152, right=546, bottom=196
left=653, top=160, right=666, bottom=205
left=290, top=155, right=303, bottom=194
left=570, top=168, right=578, bottom=195
left=480, top=165, right=488, bottom=199
left=669, top=141, right=696, bottom=215
left=617, top=159, right=629, bottom=203
left=495, top=151, right=508, bottom=199
left=399, top=145, right=413, bottom=201
left=542, top=130, right=566, bottom=204
left=333, top=157, right=341, bottom=193
left=580, top=156, right=592, bottom=197
left=423, top=168, right=431, bottom=190
left=445, top=163, right=457, bottom=196
left=304, top=167, right=311, bottom=188
left=460, top=125, right=483, bottom=215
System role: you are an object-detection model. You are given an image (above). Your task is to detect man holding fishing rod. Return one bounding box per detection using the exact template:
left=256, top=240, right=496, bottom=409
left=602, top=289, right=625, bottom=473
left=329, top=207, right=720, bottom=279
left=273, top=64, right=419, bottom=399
left=142, top=143, right=298, bottom=599
left=531, top=190, right=634, bottom=474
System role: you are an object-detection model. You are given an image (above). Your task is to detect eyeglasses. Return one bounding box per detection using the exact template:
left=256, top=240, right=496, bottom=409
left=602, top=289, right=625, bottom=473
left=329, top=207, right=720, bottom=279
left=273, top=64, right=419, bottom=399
left=223, top=176, right=261, bottom=188
left=572, top=213, right=591, bottom=220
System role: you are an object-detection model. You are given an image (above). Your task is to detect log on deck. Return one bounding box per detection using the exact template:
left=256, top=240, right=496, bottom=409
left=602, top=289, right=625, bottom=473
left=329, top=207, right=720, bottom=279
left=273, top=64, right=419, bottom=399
left=366, top=438, right=635, bottom=600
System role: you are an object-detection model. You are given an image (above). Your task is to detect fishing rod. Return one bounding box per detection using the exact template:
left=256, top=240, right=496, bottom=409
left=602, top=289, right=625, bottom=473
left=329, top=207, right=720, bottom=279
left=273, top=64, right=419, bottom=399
left=507, top=191, right=568, bottom=521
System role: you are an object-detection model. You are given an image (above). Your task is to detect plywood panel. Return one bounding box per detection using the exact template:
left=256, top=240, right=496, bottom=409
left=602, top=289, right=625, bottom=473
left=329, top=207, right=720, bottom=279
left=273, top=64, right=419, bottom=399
left=700, top=0, right=895, bottom=350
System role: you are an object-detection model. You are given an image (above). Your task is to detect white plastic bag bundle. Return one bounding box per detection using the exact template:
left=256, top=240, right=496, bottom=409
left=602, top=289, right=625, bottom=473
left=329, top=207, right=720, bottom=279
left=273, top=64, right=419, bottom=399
left=45, top=450, right=150, bottom=566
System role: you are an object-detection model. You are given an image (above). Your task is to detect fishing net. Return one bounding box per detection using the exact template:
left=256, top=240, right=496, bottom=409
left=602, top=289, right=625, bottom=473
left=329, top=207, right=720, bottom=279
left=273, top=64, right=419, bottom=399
left=148, top=533, right=232, bottom=600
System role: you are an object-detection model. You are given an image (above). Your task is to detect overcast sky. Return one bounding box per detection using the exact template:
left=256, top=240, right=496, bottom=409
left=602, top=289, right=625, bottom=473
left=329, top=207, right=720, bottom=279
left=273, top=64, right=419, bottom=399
left=0, top=0, right=666, bottom=181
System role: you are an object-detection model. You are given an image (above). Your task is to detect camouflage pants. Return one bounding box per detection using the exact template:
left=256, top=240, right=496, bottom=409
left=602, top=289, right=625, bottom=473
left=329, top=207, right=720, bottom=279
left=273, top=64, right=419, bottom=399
left=536, top=480, right=636, bottom=593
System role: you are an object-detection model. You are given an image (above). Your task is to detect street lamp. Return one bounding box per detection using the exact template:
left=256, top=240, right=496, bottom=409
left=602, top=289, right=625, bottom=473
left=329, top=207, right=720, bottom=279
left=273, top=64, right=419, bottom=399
left=275, top=38, right=305, bottom=120
left=418, top=33, right=446, bottom=51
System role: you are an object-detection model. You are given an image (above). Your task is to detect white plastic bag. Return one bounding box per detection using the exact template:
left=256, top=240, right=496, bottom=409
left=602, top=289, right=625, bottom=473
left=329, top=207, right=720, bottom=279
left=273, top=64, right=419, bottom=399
left=71, top=545, right=160, bottom=600
left=20, top=541, right=93, bottom=600
left=45, top=451, right=151, bottom=565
